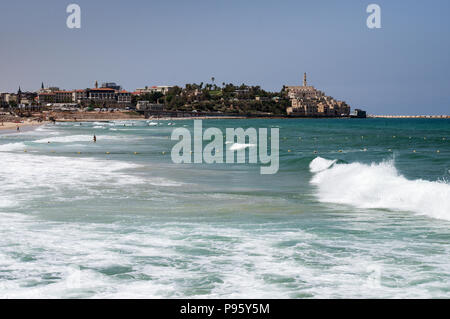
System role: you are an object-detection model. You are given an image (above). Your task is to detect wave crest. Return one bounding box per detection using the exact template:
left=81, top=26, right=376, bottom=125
left=228, top=143, right=256, bottom=151
left=309, top=157, right=337, bottom=173
left=0, top=142, right=26, bottom=152
left=310, top=157, right=450, bottom=221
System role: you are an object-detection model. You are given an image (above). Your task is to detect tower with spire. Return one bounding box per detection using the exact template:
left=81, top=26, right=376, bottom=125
left=95, top=80, right=98, bottom=89
left=17, top=86, right=22, bottom=105
left=303, top=72, right=307, bottom=87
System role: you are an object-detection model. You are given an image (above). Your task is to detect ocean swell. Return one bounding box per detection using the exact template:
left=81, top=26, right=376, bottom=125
left=310, top=157, right=450, bottom=221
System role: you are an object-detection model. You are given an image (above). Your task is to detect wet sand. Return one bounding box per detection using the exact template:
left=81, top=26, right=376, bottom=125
left=0, top=121, right=47, bottom=133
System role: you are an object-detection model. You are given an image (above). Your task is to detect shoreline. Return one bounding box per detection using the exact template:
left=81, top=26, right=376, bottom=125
left=1, top=115, right=448, bottom=131
left=55, top=116, right=248, bottom=122
left=56, top=115, right=450, bottom=122
left=0, top=120, right=48, bottom=132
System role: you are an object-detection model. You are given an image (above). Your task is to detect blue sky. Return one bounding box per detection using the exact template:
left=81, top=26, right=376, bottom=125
left=0, top=0, right=449, bottom=115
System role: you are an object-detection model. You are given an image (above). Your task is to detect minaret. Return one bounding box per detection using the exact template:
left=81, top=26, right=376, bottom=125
left=95, top=80, right=98, bottom=89
left=303, top=73, right=307, bottom=87
left=41, top=82, right=44, bottom=90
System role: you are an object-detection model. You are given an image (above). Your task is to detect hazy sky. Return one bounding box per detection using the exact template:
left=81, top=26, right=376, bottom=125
left=1, top=0, right=449, bottom=115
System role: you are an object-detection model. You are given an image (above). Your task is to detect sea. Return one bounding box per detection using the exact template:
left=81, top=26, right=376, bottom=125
left=0, top=118, right=449, bottom=298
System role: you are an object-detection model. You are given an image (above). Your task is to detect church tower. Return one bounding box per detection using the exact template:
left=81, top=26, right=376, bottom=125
left=17, top=86, right=22, bottom=104
left=95, top=80, right=98, bottom=89
left=303, top=73, right=307, bottom=87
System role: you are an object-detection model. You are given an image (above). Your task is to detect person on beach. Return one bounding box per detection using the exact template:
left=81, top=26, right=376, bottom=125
left=17, top=125, right=20, bottom=132
left=93, top=135, right=97, bottom=143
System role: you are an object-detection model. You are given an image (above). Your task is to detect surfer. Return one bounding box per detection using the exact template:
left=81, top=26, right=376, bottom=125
left=93, top=135, right=97, bottom=143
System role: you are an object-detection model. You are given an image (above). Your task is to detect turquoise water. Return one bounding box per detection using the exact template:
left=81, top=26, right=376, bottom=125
left=0, top=118, right=449, bottom=298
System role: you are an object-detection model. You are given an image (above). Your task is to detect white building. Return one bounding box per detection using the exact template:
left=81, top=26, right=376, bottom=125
left=135, top=86, right=173, bottom=95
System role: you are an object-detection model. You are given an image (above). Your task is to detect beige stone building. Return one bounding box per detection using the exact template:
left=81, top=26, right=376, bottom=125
left=72, top=90, right=88, bottom=104
left=286, top=73, right=350, bottom=117
left=116, top=90, right=132, bottom=105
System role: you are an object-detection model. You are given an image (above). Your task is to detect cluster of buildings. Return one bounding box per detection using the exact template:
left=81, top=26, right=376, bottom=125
left=0, top=82, right=174, bottom=109
left=285, top=73, right=351, bottom=117
left=0, top=88, right=37, bottom=107
left=37, top=82, right=134, bottom=107
left=0, top=74, right=358, bottom=117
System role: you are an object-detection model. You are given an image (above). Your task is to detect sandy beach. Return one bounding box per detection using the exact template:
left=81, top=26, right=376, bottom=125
left=0, top=120, right=47, bottom=132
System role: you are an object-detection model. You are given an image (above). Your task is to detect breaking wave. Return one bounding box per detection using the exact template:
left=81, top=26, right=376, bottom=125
left=0, top=142, right=27, bottom=152
left=310, top=157, right=450, bottom=221
left=309, top=157, right=337, bottom=173
left=228, top=143, right=256, bottom=151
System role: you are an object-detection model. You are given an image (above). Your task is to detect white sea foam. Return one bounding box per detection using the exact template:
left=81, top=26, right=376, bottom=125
left=0, top=142, right=26, bottom=152
left=310, top=157, right=450, bottom=221
left=32, top=135, right=124, bottom=143
left=0, top=151, right=147, bottom=210
left=0, top=198, right=16, bottom=208
left=229, top=143, right=256, bottom=151
left=147, top=178, right=185, bottom=187
left=1, top=210, right=447, bottom=299
left=0, top=137, right=184, bottom=210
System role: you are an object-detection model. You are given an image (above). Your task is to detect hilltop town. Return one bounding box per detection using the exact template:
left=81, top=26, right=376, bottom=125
left=0, top=74, right=362, bottom=125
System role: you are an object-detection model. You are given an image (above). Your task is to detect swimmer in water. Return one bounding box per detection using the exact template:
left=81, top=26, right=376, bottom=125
left=93, top=135, right=97, bottom=143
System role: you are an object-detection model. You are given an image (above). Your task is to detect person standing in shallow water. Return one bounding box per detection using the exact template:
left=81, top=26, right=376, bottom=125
left=93, top=135, right=97, bottom=143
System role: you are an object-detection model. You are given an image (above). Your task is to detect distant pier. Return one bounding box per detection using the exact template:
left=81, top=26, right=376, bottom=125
left=369, top=115, right=449, bottom=119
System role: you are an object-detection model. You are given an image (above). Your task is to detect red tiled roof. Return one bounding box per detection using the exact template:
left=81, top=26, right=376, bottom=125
left=89, top=88, right=115, bottom=91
